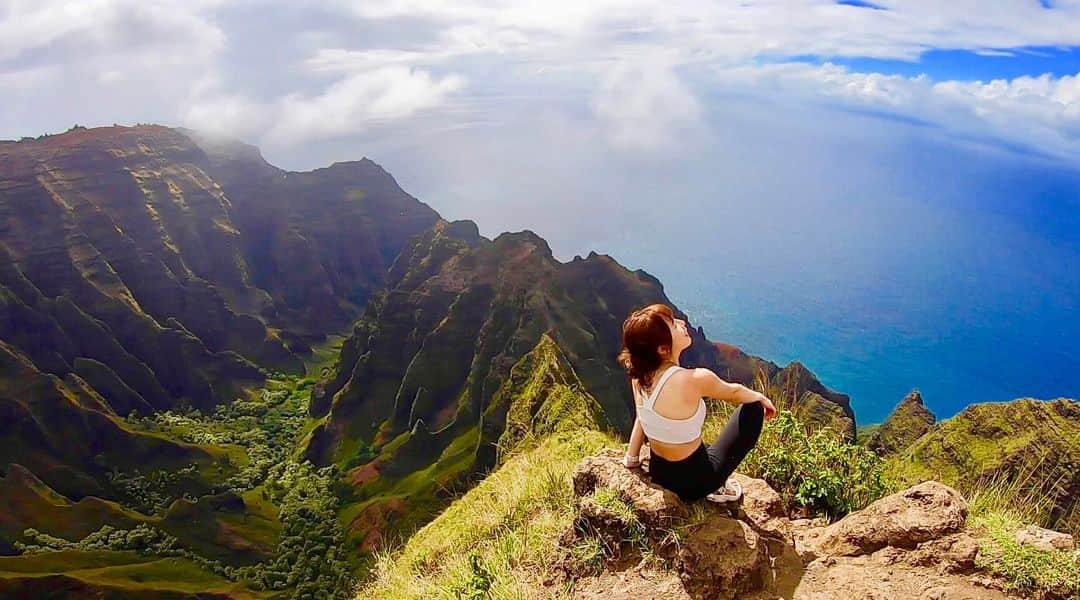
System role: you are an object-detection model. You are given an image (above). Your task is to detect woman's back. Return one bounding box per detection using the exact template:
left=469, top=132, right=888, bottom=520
left=635, top=365, right=705, bottom=460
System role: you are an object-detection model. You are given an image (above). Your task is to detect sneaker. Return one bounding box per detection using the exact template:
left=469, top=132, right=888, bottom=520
left=705, top=479, right=742, bottom=503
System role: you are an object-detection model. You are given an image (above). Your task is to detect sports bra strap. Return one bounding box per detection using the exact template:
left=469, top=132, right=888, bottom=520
left=643, top=365, right=681, bottom=410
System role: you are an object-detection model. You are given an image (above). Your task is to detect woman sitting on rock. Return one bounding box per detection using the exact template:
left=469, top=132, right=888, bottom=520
left=618, top=303, right=776, bottom=503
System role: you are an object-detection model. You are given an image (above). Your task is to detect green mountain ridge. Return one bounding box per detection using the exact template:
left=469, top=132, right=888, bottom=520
left=887, top=396, right=1080, bottom=536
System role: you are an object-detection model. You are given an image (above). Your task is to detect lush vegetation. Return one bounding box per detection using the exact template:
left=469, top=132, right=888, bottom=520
left=13, top=368, right=357, bottom=599
left=703, top=382, right=889, bottom=520
left=959, top=470, right=1080, bottom=599
left=743, top=410, right=888, bottom=518
left=972, top=511, right=1080, bottom=599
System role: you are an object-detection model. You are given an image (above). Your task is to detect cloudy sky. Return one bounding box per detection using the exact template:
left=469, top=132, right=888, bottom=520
left=4, top=1, right=1080, bottom=167
left=4, top=1, right=1080, bottom=417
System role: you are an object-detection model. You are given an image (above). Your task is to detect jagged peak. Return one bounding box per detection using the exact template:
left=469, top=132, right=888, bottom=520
left=491, top=229, right=555, bottom=261
left=432, top=219, right=483, bottom=243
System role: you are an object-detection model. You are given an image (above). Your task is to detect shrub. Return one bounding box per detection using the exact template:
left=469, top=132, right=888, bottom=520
left=742, top=410, right=888, bottom=518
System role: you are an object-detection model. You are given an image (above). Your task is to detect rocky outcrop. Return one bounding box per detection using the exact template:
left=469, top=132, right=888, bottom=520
left=798, top=481, right=967, bottom=558
left=561, top=450, right=1014, bottom=599
left=1015, top=525, right=1075, bottom=552
left=867, top=389, right=936, bottom=455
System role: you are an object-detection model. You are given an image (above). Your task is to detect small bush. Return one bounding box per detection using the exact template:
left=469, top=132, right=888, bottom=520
left=743, top=410, right=888, bottom=518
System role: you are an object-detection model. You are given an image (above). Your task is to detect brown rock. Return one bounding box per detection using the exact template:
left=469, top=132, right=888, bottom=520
left=571, top=449, right=690, bottom=530
left=793, top=551, right=1012, bottom=600
left=731, top=472, right=792, bottom=539
left=809, top=481, right=967, bottom=558
left=675, top=516, right=768, bottom=600
left=888, top=532, right=979, bottom=574
left=1015, top=524, right=1075, bottom=552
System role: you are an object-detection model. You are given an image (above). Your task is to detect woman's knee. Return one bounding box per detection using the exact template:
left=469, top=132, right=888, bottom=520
left=742, top=400, right=764, bottom=421
left=739, top=401, right=765, bottom=436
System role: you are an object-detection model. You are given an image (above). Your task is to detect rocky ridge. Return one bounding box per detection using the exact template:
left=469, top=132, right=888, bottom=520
left=889, top=397, right=1080, bottom=536
left=563, top=449, right=1016, bottom=599
left=866, top=389, right=936, bottom=456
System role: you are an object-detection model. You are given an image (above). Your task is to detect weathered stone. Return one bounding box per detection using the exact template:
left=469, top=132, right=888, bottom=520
left=567, top=453, right=1004, bottom=600
left=572, top=449, right=690, bottom=529
left=1015, top=524, right=1075, bottom=552
left=676, top=516, right=768, bottom=600
left=804, top=481, right=967, bottom=558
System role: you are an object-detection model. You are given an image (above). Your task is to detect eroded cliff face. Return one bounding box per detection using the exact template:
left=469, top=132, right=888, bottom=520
left=0, top=125, right=441, bottom=558
left=0, top=125, right=441, bottom=413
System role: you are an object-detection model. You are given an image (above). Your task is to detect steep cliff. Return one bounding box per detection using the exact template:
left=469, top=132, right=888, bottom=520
left=0, top=125, right=441, bottom=574
left=0, top=125, right=441, bottom=415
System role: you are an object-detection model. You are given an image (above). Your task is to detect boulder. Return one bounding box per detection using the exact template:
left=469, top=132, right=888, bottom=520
left=566, top=454, right=1001, bottom=600
left=571, top=448, right=691, bottom=530
left=675, top=516, right=768, bottom=599
left=569, top=449, right=771, bottom=598
left=1015, top=524, right=1075, bottom=552
left=806, top=481, right=967, bottom=558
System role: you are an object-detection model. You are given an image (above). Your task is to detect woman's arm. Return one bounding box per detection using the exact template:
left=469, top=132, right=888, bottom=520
left=624, top=379, right=646, bottom=467
left=688, top=368, right=777, bottom=419
left=625, top=416, right=645, bottom=467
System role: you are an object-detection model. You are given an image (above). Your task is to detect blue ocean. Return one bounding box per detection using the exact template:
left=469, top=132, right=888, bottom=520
left=567, top=157, right=1080, bottom=424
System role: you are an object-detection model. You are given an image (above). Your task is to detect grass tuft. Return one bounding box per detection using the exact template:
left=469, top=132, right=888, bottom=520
left=360, top=429, right=616, bottom=599
left=972, top=511, right=1080, bottom=599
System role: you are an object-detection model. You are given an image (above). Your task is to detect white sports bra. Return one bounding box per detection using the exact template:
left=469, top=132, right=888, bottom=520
left=635, top=365, right=706, bottom=444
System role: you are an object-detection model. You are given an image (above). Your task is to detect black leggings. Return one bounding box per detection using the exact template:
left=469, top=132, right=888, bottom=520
left=648, top=402, right=765, bottom=502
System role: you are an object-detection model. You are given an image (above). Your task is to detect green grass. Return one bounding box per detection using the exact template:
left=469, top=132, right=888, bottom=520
left=337, top=426, right=484, bottom=560
left=361, top=429, right=616, bottom=599
left=6, top=332, right=350, bottom=597
left=0, top=552, right=262, bottom=597
left=971, top=511, right=1080, bottom=599
left=0, top=550, right=153, bottom=573
left=303, top=334, right=347, bottom=375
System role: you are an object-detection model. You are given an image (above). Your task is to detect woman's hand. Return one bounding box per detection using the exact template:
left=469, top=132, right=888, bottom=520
left=758, top=394, right=777, bottom=420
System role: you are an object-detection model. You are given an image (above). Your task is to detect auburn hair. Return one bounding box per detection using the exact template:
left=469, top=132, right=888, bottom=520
left=617, top=303, right=676, bottom=389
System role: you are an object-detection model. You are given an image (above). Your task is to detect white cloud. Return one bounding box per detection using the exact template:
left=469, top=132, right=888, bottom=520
left=5, top=0, right=1080, bottom=161
left=590, top=60, right=703, bottom=152
left=0, top=0, right=224, bottom=64
left=269, top=66, right=465, bottom=144
left=711, top=62, right=1080, bottom=159
left=194, top=66, right=465, bottom=145
left=181, top=93, right=272, bottom=140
